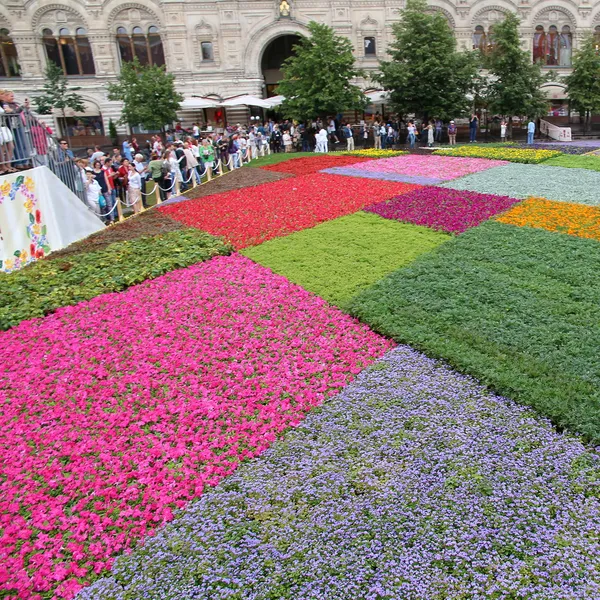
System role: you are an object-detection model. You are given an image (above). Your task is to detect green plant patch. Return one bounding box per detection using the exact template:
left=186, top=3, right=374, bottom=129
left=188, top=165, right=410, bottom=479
left=349, top=220, right=600, bottom=443
left=245, top=151, right=318, bottom=168
left=242, top=211, right=450, bottom=307
left=0, top=229, right=232, bottom=330
left=542, top=154, right=600, bottom=172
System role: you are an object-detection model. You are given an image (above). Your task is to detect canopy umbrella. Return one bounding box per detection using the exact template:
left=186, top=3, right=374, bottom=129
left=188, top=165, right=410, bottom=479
left=181, top=97, right=221, bottom=109
left=264, top=95, right=285, bottom=108
left=221, top=95, right=273, bottom=109
left=366, top=90, right=390, bottom=105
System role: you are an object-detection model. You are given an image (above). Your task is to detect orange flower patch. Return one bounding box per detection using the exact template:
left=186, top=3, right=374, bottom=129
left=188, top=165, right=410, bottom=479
left=497, top=197, right=600, bottom=242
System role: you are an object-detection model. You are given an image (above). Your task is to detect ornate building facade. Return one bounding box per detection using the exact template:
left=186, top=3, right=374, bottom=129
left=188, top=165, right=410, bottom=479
left=1, top=0, right=599, bottom=137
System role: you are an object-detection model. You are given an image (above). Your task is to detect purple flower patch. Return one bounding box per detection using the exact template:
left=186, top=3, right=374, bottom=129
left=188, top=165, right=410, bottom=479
left=321, top=167, right=443, bottom=186
left=366, top=186, right=521, bottom=234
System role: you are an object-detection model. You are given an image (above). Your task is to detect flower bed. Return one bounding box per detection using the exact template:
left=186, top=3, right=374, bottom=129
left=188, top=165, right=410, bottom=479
left=497, top=197, right=600, bottom=242
left=0, top=254, right=391, bottom=599
left=350, top=220, right=600, bottom=443
left=434, top=146, right=561, bottom=164
left=341, top=149, right=408, bottom=158
left=80, top=345, right=600, bottom=600
left=542, top=154, right=600, bottom=172
left=365, top=186, right=520, bottom=234
left=508, top=142, right=598, bottom=155
left=160, top=173, right=420, bottom=249
left=321, top=166, right=443, bottom=185
left=242, top=211, right=449, bottom=307
left=442, top=163, right=600, bottom=205
left=0, top=229, right=232, bottom=331
left=259, top=154, right=373, bottom=176
left=344, top=154, right=508, bottom=180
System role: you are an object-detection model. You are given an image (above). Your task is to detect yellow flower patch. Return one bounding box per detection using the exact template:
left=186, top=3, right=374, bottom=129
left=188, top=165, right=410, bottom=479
left=434, top=146, right=561, bottom=164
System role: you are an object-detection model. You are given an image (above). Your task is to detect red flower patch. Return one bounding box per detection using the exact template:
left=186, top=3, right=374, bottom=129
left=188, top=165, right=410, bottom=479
left=160, top=173, right=420, bottom=249
left=260, top=155, right=373, bottom=176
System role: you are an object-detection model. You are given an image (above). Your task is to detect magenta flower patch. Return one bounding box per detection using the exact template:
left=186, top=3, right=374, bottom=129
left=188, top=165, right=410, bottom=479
left=349, top=154, right=509, bottom=181
left=0, top=254, right=392, bottom=599
left=366, top=186, right=521, bottom=234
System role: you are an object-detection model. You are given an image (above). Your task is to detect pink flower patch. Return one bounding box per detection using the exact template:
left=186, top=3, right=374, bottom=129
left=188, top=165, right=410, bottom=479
left=348, top=154, right=509, bottom=181
left=0, top=254, right=392, bottom=599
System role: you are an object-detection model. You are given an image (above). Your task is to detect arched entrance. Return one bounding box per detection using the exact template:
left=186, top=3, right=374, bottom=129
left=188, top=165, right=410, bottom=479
left=261, top=34, right=302, bottom=97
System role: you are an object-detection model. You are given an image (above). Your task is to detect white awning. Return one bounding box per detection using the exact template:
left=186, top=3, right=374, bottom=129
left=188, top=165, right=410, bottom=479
left=366, top=91, right=390, bottom=105
left=264, top=95, right=285, bottom=108
left=221, top=95, right=273, bottom=109
left=181, top=97, right=221, bottom=110
left=541, top=84, right=568, bottom=100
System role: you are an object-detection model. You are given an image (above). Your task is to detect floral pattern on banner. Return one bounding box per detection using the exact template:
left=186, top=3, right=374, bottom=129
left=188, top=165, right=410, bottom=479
left=0, top=175, right=50, bottom=273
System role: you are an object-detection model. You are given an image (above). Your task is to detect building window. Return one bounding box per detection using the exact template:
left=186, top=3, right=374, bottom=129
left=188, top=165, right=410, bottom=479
left=533, top=24, right=572, bottom=67
left=595, top=26, right=600, bottom=49
left=43, top=27, right=95, bottom=75
left=364, top=37, right=376, bottom=56
left=473, top=25, right=486, bottom=51
left=201, top=41, right=214, bottom=61
left=0, top=29, right=20, bottom=77
left=116, top=26, right=165, bottom=67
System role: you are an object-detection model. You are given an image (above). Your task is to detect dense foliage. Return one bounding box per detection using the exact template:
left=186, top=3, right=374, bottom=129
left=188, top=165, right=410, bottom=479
left=80, top=346, right=600, bottom=600
left=277, top=22, right=367, bottom=121
left=377, top=0, right=479, bottom=121
left=350, top=221, right=600, bottom=442
left=0, top=229, right=231, bottom=330
left=107, top=58, right=183, bottom=130
left=243, top=211, right=449, bottom=307
left=482, top=12, right=550, bottom=129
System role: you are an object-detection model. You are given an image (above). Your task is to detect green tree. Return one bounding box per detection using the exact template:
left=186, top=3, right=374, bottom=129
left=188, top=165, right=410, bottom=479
left=483, top=12, right=549, bottom=136
left=107, top=58, right=183, bottom=131
left=277, top=22, right=367, bottom=121
left=377, top=0, right=479, bottom=122
left=564, top=34, right=600, bottom=132
left=33, top=63, right=85, bottom=144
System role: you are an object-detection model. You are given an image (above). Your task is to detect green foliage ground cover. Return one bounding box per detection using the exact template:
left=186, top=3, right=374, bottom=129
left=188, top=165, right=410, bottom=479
left=242, top=211, right=450, bottom=308
left=245, top=152, right=318, bottom=168
left=543, top=154, right=600, bottom=172
left=350, top=220, right=600, bottom=443
left=0, top=229, right=231, bottom=330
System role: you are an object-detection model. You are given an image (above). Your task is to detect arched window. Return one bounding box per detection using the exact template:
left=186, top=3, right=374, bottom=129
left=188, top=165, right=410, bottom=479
left=546, top=25, right=559, bottom=66
left=533, top=25, right=547, bottom=65
left=0, top=29, right=20, bottom=77
left=559, top=25, right=572, bottom=67
left=364, top=37, right=376, bottom=56
left=201, top=41, right=214, bottom=61
left=42, top=27, right=95, bottom=75
left=116, top=26, right=165, bottom=67
left=473, top=25, right=486, bottom=51
left=594, top=26, right=600, bottom=50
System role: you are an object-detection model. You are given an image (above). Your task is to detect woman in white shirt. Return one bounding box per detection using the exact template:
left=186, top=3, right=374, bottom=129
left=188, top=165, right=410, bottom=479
left=183, top=141, right=201, bottom=185
left=127, top=163, right=143, bottom=214
left=84, top=168, right=102, bottom=214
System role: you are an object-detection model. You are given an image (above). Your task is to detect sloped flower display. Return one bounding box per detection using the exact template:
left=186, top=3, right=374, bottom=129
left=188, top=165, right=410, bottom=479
left=366, top=186, right=521, bottom=234
left=160, top=173, right=420, bottom=249
left=80, top=346, right=600, bottom=600
left=0, top=254, right=392, bottom=599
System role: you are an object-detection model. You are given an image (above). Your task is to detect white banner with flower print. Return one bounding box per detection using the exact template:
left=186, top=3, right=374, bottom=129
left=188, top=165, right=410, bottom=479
left=0, top=166, right=104, bottom=272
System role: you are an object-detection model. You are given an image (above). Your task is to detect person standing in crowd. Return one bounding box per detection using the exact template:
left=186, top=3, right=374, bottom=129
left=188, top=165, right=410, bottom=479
left=500, top=119, right=507, bottom=142
left=386, top=124, right=395, bottom=149
left=447, top=120, right=457, bottom=146
left=372, top=120, right=381, bottom=150
left=427, top=121, right=435, bottom=147
left=434, top=119, right=443, bottom=143
left=527, top=118, right=535, bottom=144
left=116, top=158, right=130, bottom=203
left=183, top=141, right=201, bottom=185
left=174, top=141, right=188, bottom=189
left=0, top=99, right=15, bottom=173
left=200, top=138, right=215, bottom=179
left=92, top=159, right=114, bottom=223
left=406, top=121, right=416, bottom=149
left=271, top=126, right=282, bottom=153
left=122, top=139, right=133, bottom=162
left=343, top=123, right=354, bottom=152
left=469, top=114, right=478, bottom=143
left=301, top=125, right=311, bottom=152
left=1, top=90, right=30, bottom=169
left=102, top=157, right=120, bottom=218
left=282, top=130, right=292, bottom=153
left=84, top=167, right=102, bottom=213
left=127, top=162, right=143, bottom=214
left=148, top=152, right=166, bottom=203
left=20, top=97, right=50, bottom=167
left=315, top=127, right=327, bottom=153
left=90, top=145, right=104, bottom=164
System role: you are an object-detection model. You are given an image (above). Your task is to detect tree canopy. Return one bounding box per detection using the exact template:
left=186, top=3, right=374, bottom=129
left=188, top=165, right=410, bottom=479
left=564, top=33, right=600, bottom=129
left=482, top=12, right=549, bottom=121
left=107, top=58, right=183, bottom=130
left=377, top=0, right=479, bottom=121
left=34, top=63, right=85, bottom=118
left=277, top=22, right=367, bottom=121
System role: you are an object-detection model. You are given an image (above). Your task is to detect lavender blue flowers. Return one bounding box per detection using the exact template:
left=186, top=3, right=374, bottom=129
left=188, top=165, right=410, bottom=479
left=79, top=346, right=600, bottom=600
left=321, top=166, right=443, bottom=185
